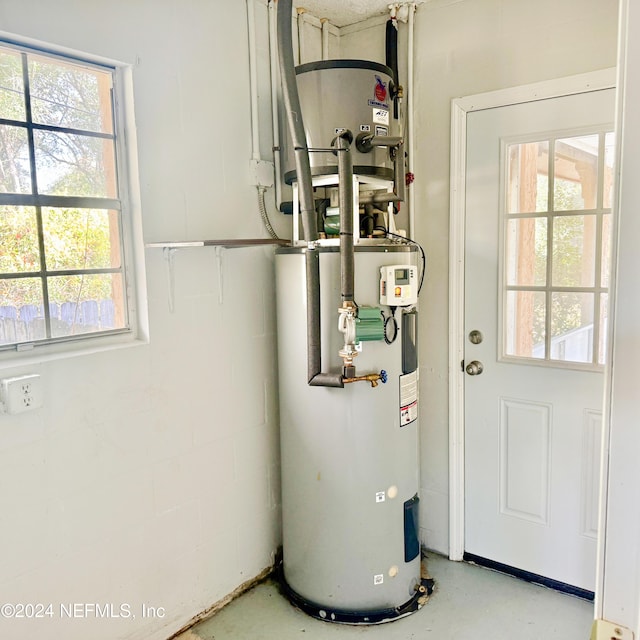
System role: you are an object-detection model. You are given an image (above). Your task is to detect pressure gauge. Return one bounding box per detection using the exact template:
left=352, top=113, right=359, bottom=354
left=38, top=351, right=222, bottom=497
left=379, top=265, right=418, bottom=306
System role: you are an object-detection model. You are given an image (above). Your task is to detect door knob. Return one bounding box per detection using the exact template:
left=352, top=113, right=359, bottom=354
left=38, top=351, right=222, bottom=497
left=465, top=360, right=484, bottom=376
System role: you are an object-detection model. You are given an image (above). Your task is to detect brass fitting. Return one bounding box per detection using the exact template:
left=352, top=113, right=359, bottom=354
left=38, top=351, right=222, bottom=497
left=343, top=373, right=384, bottom=388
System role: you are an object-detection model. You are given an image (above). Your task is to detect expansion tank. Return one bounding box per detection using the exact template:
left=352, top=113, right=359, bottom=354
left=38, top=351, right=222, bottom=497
left=283, top=60, right=400, bottom=185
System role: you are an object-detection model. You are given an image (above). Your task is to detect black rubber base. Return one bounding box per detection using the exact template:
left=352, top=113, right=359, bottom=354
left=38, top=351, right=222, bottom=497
left=279, top=573, right=435, bottom=625
left=463, top=553, right=595, bottom=601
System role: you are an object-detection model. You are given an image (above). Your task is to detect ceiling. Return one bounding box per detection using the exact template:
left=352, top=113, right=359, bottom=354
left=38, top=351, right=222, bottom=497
left=293, top=1, right=408, bottom=27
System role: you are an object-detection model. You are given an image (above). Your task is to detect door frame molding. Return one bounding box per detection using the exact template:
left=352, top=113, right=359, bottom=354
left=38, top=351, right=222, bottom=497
left=448, top=69, right=617, bottom=564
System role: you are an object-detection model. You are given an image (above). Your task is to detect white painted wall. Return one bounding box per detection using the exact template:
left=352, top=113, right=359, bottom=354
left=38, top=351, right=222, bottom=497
left=340, top=0, right=619, bottom=553
left=0, top=2, right=282, bottom=639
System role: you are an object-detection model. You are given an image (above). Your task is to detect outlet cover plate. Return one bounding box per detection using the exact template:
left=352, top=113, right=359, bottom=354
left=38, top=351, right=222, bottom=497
left=0, top=374, right=43, bottom=415
left=590, top=619, right=634, bottom=640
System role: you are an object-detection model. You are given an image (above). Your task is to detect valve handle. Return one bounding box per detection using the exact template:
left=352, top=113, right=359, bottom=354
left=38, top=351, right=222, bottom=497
left=380, top=370, right=388, bottom=384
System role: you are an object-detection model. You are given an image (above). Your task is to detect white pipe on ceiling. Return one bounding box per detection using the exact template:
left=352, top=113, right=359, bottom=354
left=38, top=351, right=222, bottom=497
left=321, top=18, right=330, bottom=60
left=268, top=0, right=283, bottom=207
left=246, top=0, right=261, bottom=162
left=297, top=7, right=307, bottom=64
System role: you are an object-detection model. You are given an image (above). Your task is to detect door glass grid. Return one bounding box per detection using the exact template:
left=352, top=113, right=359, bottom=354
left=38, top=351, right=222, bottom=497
left=503, top=131, right=614, bottom=367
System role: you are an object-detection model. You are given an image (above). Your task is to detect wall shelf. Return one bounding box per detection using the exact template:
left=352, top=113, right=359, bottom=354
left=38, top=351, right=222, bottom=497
left=145, top=238, right=290, bottom=249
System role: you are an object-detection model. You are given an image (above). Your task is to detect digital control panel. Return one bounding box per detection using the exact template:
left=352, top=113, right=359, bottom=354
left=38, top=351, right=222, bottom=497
left=379, top=265, right=418, bottom=306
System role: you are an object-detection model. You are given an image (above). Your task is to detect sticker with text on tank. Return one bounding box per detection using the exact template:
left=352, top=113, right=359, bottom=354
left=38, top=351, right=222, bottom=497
left=400, top=370, right=418, bottom=427
left=375, top=125, right=388, bottom=137
left=372, top=108, right=389, bottom=125
left=360, top=124, right=371, bottom=132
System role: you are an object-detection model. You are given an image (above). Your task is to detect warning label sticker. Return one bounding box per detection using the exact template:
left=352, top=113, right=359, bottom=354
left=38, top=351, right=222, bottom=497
left=372, top=108, right=389, bottom=125
left=400, top=370, right=418, bottom=427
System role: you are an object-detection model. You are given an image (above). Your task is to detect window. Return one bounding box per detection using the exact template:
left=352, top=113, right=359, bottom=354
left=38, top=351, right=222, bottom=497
left=0, top=41, right=132, bottom=351
left=502, top=130, right=615, bottom=367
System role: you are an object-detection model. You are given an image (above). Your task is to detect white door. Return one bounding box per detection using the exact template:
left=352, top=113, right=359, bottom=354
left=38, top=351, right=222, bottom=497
left=464, top=88, right=615, bottom=593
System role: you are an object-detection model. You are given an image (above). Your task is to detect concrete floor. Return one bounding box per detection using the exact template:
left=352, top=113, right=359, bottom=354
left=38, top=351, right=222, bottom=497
left=176, top=554, right=594, bottom=640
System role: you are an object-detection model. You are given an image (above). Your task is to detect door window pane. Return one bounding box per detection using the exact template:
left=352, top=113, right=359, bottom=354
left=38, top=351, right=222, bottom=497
left=554, top=135, right=599, bottom=211
left=506, top=217, right=547, bottom=286
left=506, top=141, right=549, bottom=213
left=552, top=215, right=596, bottom=287
left=550, top=292, right=594, bottom=363
left=505, top=290, right=546, bottom=359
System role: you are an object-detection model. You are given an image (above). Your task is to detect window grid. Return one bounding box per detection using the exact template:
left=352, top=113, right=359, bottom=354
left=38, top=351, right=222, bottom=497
left=0, top=42, right=128, bottom=349
left=502, top=130, right=613, bottom=368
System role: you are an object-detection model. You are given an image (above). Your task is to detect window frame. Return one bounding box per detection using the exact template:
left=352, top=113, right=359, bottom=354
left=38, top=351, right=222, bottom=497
left=0, top=36, right=147, bottom=365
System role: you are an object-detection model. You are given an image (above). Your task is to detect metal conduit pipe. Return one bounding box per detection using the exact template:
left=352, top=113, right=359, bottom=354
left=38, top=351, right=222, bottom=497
left=336, top=132, right=359, bottom=380
left=278, top=0, right=342, bottom=388
left=358, top=139, right=406, bottom=205
left=306, top=249, right=344, bottom=388
left=356, top=134, right=404, bottom=154
left=277, top=0, right=317, bottom=243
left=393, top=139, right=406, bottom=203
left=385, top=17, right=400, bottom=120
left=336, top=132, right=355, bottom=304
left=307, top=133, right=357, bottom=387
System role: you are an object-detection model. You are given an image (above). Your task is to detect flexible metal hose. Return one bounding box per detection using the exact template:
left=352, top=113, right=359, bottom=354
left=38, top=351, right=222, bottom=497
left=257, top=186, right=280, bottom=240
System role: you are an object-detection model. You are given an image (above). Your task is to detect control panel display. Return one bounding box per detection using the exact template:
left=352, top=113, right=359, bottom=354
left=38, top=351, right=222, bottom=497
left=380, top=265, right=418, bottom=306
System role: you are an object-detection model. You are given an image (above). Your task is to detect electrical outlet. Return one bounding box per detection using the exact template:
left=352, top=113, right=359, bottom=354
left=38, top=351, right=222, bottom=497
left=0, top=374, right=43, bottom=415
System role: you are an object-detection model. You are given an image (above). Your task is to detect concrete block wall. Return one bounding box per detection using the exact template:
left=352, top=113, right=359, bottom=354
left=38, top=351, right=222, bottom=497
left=0, top=1, right=282, bottom=639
